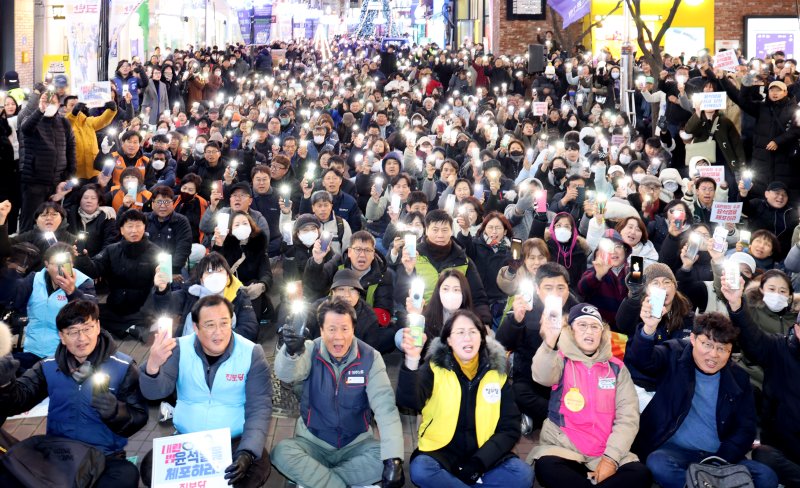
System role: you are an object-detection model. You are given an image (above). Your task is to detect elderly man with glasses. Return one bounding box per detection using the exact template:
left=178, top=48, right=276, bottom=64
left=0, top=300, right=148, bottom=488
left=139, top=294, right=273, bottom=487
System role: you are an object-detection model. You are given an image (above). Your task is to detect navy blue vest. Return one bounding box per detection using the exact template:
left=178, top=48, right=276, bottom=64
left=42, top=351, right=132, bottom=455
left=299, top=339, right=375, bottom=448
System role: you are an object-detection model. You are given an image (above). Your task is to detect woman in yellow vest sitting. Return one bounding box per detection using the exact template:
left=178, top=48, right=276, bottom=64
left=106, top=167, right=152, bottom=213
left=530, top=303, right=651, bottom=488
left=396, top=309, right=534, bottom=487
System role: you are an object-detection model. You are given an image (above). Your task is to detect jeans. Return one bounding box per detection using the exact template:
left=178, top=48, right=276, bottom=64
left=409, top=454, right=533, bottom=488
left=646, top=444, right=778, bottom=488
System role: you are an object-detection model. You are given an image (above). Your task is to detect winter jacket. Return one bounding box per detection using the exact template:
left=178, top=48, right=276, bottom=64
left=531, top=327, right=640, bottom=468
left=394, top=239, right=492, bottom=324
left=211, top=229, right=272, bottom=292
left=299, top=190, right=363, bottom=233
left=303, top=251, right=395, bottom=315
left=139, top=331, right=271, bottom=458
left=1, top=224, right=77, bottom=255
left=112, top=72, right=146, bottom=111
left=250, top=189, right=283, bottom=257
left=396, top=337, right=521, bottom=472
left=65, top=107, right=116, bottom=179
left=274, top=337, right=404, bottom=459
left=627, top=330, right=757, bottom=462
left=742, top=196, right=797, bottom=261
left=66, top=206, right=118, bottom=257
left=145, top=211, right=193, bottom=274
left=454, top=234, right=513, bottom=304
left=728, top=305, right=800, bottom=463
left=76, top=238, right=161, bottom=316
left=0, top=330, right=148, bottom=454
left=93, top=149, right=149, bottom=187
left=173, top=194, right=208, bottom=243
left=684, top=111, right=746, bottom=171
left=305, top=297, right=397, bottom=355
left=141, top=79, right=170, bottom=125
left=19, top=109, right=76, bottom=186
left=143, top=277, right=259, bottom=342
left=187, top=158, right=228, bottom=200
left=545, top=234, right=590, bottom=291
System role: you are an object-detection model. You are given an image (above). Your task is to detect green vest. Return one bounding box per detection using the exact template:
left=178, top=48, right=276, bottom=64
left=415, top=255, right=468, bottom=302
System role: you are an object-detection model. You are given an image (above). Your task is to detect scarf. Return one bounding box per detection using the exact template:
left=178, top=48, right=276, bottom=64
left=426, top=240, right=452, bottom=263
left=454, top=353, right=479, bottom=380
left=78, top=208, right=101, bottom=227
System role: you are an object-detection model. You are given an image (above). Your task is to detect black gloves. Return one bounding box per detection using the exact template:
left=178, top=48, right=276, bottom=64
left=456, top=458, right=484, bottom=485
left=507, top=259, right=523, bottom=274
left=279, top=326, right=306, bottom=357
left=224, top=450, right=253, bottom=485
left=90, top=391, right=119, bottom=420
left=72, top=102, right=87, bottom=116
left=0, top=355, right=19, bottom=386
left=104, top=101, right=117, bottom=111
left=626, top=272, right=644, bottom=300
left=381, top=458, right=405, bottom=488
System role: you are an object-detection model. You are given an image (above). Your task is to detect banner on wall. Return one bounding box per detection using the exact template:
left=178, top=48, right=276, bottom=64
left=65, top=0, right=101, bottom=90
left=42, top=54, right=70, bottom=79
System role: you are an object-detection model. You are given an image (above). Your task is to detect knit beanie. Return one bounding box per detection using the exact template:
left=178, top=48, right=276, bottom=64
left=643, top=263, right=676, bottom=288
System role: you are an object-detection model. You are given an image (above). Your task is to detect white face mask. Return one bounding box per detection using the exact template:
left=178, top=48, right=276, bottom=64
left=664, top=181, right=679, bottom=193
left=440, top=291, right=463, bottom=311
left=44, top=104, right=59, bottom=117
left=763, top=292, right=789, bottom=312
left=679, top=131, right=692, bottom=141
left=611, top=71, right=620, bottom=79
left=152, top=159, right=166, bottom=171
left=568, top=119, right=577, bottom=128
left=313, top=135, right=325, bottom=144
left=232, top=225, right=252, bottom=241
left=554, top=227, right=572, bottom=243
left=619, top=154, right=632, bottom=165
left=203, top=272, right=227, bottom=294
left=632, top=173, right=645, bottom=183
left=195, top=143, right=206, bottom=153
left=298, top=230, right=319, bottom=247
left=156, top=128, right=169, bottom=135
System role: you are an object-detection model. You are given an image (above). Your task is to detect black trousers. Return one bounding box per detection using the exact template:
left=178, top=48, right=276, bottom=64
left=512, top=377, right=550, bottom=428
left=19, top=183, right=54, bottom=233
left=535, top=455, right=652, bottom=488
left=753, top=445, right=800, bottom=488
left=140, top=439, right=271, bottom=488
left=0, top=452, right=138, bottom=488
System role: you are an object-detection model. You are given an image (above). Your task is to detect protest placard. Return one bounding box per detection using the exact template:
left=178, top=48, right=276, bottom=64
left=78, top=81, right=111, bottom=108
left=152, top=428, right=232, bottom=488
left=611, top=134, right=626, bottom=146
left=710, top=202, right=743, bottom=224
left=714, top=50, right=739, bottom=72
left=532, top=102, right=548, bottom=116
left=699, top=92, right=727, bottom=111
left=698, top=165, right=725, bottom=184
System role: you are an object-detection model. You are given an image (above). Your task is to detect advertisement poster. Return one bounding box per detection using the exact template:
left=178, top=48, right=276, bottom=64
left=65, top=0, right=101, bottom=90
left=746, top=17, right=800, bottom=59
left=755, top=33, right=794, bottom=58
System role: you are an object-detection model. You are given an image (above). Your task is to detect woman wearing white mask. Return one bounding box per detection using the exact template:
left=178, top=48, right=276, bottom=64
left=211, top=211, right=273, bottom=321
left=145, top=251, right=259, bottom=341
left=547, top=213, right=589, bottom=289
left=280, top=213, right=335, bottom=301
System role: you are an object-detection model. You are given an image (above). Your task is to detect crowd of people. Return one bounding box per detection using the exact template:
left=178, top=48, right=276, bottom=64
left=0, top=32, right=800, bottom=487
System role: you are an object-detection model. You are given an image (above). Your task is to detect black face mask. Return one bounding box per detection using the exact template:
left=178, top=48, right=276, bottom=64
left=553, top=168, right=567, bottom=180
left=180, top=191, right=196, bottom=203
left=583, top=136, right=596, bottom=146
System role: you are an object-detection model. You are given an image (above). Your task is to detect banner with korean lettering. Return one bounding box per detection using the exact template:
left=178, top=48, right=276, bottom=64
left=65, top=0, right=102, bottom=90
left=109, top=0, right=146, bottom=59
left=253, top=4, right=273, bottom=45
left=237, top=9, right=252, bottom=45
left=152, top=428, right=232, bottom=488
left=710, top=202, right=743, bottom=224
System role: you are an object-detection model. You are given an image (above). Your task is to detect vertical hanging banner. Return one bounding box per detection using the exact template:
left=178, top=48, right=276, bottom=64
left=253, top=4, right=273, bottom=45
left=237, top=9, right=252, bottom=44
left=107, top=0, right=145, bottom=78
left=65, top=0, right=102, bottom=91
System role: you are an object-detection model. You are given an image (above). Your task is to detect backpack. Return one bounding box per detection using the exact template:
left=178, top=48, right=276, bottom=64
left=0, top=435, right=106, bottom=487
left=686, top=456, right=755, bottom=488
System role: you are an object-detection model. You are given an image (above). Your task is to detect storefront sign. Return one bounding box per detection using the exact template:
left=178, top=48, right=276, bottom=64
left=43, top=55, right=70, bottom=78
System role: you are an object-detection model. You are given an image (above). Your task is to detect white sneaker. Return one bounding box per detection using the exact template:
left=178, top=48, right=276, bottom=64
left=521, top=414, right=533, bottom=435
left=159, top=401, right=174, bottom=422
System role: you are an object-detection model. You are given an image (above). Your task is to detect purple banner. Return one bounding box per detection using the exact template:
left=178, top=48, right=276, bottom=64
left=253, top=5, right=272, bottom=44
left=755, top=33, right=795, bottom=59
left=549, top=0, right=590, bottom=28
left=237, top=9, right=251, bottom=44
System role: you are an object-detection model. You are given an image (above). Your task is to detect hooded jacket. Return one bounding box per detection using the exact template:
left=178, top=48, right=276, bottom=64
left=546, top=214, right=590, bottom=288
left=212, top=229, right=273, bottom=292
left=741, top=195, right=797, bottom=261
left=66, top=205, right=119, bottom=257
left=531, top=326, right=640, bottom=469
left=19, top=108, right=76, bottom=186
left=66, top=106, right=117, bottom=179
left=396, top=337, right=521, bottom=473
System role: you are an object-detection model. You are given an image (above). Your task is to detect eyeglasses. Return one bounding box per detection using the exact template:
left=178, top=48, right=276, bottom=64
left=270, top=163, right=288, bottom=170
left=451, top=328, right=480, bottom=338
left=350, top=247, right=374, bottom=255
left=484, top=225, right=505, bottom=232
left=39, top=211, right=61, bottom=218
left=198, top=322, right=232, bottom=332
left=572, top=321, right=604, bottom=333
left=204, top=148, right=220, bottom=154
left=63, top=324, right=97, bottom=339
left=154, top=199, right=172, bottom=207
left=697, top=339, right=732, bottom=355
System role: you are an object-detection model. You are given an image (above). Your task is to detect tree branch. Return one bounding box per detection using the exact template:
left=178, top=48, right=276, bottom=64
left=576, top=0, right=622, bottom=43
left=654, top=0, right=682, bottom=47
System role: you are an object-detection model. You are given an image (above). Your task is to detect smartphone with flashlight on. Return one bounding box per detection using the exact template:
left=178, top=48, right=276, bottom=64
left=511, top=238, right=523, bottom=261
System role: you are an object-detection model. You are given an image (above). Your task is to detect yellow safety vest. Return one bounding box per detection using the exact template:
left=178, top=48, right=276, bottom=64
left=415, top=255, right=468, bottom=302
left=418, top=363, right=506, bottom=452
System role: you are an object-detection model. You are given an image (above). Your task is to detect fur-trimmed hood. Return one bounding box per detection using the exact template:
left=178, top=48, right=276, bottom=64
left=425, top=336, right=508, bottom=376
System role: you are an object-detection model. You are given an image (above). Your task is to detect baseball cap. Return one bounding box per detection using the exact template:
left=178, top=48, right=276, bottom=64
left=568, top=303, right=604, bottom=326
left=767, top=181, right=788, bottom=192
left=769, top=80, right=788, bottom=91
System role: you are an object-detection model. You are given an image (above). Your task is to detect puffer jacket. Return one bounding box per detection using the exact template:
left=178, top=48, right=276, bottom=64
left=19, top=109, right=76, bottom=186
left=531, top=325, right=640, bottom=469
left=65, top=107, right=117, bottom=179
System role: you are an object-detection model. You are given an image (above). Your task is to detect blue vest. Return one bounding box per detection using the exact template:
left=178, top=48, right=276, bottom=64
left=299, top=339, right=375, bottom=448
left=25, top=268, right=91, bottom=358
left=42, top=351, right=132, bottom=454
left=174, top=333, right=254, bottom=437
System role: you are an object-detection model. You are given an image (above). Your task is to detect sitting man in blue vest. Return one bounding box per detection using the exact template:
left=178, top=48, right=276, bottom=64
left=272, top=296, right=405, bottom=488
left=0, top=299, right=148, bottom=488
left=627, top=310, right=779, bottom=488
left=138, top=294, right=273, bottom=487
left=10, top=242, right=97, bottom=371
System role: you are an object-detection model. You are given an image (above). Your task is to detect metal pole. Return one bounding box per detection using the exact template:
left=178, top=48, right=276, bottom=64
left=619, top=0, right=635, bottom=125
left=99, top=0, right=109, bottom=81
